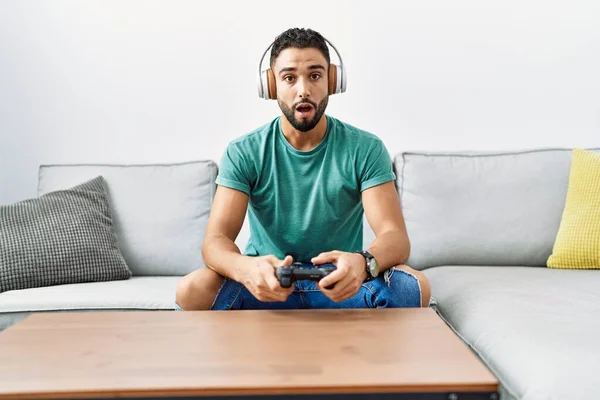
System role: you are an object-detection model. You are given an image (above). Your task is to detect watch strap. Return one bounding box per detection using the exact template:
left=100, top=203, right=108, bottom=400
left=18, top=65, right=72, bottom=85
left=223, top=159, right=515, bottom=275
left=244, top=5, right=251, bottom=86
left=355, top=250, right=376, bottom=281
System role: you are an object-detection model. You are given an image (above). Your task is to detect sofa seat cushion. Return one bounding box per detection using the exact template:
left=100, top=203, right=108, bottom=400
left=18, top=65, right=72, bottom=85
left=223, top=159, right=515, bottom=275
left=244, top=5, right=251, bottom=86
left=0, top=277, right=180, bottom=331
left=423, top=266, right=600, bottom=400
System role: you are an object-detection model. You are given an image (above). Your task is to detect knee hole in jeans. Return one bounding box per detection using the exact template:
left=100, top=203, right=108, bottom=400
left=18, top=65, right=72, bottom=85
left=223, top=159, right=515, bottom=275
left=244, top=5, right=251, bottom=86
left=386, top=266, right=423, bottom=307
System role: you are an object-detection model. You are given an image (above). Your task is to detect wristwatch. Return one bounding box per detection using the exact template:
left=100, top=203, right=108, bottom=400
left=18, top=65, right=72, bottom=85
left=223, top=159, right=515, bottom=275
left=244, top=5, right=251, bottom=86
left=355, top=250, right=379, bottom=282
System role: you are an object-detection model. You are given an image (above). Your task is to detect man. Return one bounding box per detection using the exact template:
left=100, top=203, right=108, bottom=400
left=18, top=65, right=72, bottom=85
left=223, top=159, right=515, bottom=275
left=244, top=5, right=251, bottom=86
left=176, top=28, right=430, bottom=310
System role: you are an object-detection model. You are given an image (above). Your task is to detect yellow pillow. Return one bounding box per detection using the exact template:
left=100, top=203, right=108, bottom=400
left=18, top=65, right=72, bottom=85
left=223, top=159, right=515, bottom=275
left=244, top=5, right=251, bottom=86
left=547, top=148, right=600, bottom=269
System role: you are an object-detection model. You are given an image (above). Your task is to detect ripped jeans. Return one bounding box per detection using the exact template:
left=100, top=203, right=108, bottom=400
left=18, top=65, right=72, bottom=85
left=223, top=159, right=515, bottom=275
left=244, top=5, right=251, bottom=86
left=177, top=267, right=423, bottom=311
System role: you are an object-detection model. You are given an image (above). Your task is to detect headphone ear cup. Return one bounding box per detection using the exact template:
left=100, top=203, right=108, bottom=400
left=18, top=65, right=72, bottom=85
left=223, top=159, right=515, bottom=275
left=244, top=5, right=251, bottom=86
left=338, top=65, right=346, bottom=93
left=259, top=70, right=270, bottom=99
left=328, top=64, right=337, bottom=95
left=258, top=70, right=266, bottom=99
left=266, top=69, right=277, bottom=99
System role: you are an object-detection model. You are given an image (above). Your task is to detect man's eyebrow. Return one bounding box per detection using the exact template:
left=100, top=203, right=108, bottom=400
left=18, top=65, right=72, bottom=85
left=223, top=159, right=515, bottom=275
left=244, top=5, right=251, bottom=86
left=278, top=67, right=296, bottom=74
left=278, top=65, right=326, bottom=75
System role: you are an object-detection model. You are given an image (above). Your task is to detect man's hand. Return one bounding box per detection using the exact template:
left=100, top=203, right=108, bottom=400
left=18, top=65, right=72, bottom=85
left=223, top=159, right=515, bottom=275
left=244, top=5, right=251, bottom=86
left=238, top=255, right=295, bottom=302
left=310, top=251, right=368, bottom=302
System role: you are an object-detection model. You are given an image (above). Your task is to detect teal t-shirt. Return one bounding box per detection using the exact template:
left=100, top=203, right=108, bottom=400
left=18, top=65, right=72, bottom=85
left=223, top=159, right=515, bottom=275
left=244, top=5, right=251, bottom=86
left=215, top=115, right=396, bottom=263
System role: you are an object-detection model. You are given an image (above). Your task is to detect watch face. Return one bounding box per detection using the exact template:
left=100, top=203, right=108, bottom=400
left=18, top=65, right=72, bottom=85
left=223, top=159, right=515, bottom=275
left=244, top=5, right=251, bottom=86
left=369, top=257, right=379, bottom=277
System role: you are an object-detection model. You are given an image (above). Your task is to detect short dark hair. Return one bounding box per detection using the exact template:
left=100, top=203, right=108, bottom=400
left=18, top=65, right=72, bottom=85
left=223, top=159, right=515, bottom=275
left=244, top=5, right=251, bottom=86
left=269, top=28, right=330, bottom=68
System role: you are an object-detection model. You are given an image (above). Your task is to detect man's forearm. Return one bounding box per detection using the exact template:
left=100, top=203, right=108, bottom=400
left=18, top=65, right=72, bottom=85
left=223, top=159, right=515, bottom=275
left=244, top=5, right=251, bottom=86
left=366, top=229, right=410, bottom=272
left=201, top=234, right=253, bottom=282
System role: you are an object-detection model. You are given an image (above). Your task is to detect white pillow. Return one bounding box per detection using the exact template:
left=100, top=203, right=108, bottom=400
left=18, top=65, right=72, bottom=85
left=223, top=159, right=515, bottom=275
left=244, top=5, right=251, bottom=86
left=394, top=148, right=600, bottom=270
left=38, top=161, right=216, bottom=276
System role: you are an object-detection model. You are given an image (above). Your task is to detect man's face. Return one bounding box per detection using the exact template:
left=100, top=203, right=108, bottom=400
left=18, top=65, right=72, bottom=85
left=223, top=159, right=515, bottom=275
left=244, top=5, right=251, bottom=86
left=272, top=47, right=329, bottom=132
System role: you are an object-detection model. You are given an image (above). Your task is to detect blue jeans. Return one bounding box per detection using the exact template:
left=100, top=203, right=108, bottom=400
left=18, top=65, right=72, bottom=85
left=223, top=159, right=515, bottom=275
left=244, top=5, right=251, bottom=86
left=176, top=267, right=423, bottom=310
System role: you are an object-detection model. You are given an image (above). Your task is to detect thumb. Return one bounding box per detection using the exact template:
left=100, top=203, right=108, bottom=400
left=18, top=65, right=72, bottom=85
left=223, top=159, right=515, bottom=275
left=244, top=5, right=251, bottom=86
left=281, top=255, right=294, bottom=267
left=311, top=251, right=337, bottom=265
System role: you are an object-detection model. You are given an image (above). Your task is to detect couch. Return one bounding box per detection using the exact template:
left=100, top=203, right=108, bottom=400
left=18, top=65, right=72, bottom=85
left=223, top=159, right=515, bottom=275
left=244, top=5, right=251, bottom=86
left=1, top=148, right=599, bottom=400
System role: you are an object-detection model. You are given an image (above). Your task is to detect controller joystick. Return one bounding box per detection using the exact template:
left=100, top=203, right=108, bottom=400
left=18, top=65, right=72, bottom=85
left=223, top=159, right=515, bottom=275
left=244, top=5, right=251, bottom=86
left=275, top=262, right=337, bottom=290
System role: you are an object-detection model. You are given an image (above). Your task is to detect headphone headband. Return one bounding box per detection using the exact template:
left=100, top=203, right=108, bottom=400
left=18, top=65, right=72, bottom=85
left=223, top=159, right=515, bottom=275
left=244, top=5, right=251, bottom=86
left=257, top=35, right=347, bottom=100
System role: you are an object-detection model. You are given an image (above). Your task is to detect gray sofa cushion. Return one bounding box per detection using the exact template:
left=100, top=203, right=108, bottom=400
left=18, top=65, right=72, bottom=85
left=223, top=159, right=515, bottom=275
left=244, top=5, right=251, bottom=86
left=38, top=161, right=217, bottom=276
left=394, top=148, right=600, bottom=270
left=0, top=277, right=180, bottom=331
left=0, top=176, right=131, bottom=293
left=424, top=265, right=600, bottom=400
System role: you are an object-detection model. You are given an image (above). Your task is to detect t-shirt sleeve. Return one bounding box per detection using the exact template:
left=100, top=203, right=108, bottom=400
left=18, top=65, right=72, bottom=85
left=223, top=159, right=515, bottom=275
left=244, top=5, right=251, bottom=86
left=215, top=143, right=253, bottom=196
left=359, top=139, right=397, bottom=192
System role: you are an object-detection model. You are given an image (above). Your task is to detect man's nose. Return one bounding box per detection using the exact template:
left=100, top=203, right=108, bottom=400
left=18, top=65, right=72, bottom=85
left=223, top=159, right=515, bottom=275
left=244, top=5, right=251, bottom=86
left=296, top=76, right=311, bottom=98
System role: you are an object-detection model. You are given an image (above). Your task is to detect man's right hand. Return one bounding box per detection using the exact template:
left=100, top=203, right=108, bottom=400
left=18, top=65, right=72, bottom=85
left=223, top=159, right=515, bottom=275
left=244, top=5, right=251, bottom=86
left=238, top=255, right=295, bottom=302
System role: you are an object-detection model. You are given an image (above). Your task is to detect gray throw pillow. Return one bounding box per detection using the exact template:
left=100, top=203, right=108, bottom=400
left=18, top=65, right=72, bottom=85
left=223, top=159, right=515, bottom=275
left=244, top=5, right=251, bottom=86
left=0, top=176, right=132, bottom=293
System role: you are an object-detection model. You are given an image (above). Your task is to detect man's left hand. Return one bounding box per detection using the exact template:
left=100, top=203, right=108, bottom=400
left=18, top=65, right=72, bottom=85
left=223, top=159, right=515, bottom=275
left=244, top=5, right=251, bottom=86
left=310, top=251, right=368, bottom=302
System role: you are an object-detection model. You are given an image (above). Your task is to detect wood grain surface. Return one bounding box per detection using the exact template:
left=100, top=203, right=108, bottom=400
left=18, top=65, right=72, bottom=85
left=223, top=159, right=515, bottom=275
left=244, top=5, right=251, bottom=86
left=0, top=308, right=498, bottom=399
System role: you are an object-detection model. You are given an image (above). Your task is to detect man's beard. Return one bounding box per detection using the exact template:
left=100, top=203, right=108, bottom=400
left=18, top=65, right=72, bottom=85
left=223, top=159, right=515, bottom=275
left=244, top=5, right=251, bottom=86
left=278, top=96, right=328, bottom=133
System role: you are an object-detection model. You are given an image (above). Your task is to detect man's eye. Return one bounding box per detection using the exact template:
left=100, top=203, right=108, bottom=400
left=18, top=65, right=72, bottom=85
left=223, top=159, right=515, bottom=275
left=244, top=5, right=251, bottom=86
left=311, top=73, right=321, bottom=80
left=284, top=76, right=295, bottom=82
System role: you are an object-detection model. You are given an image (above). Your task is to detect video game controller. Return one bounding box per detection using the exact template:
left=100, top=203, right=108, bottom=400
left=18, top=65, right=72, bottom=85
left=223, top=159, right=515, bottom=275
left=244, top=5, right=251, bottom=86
left=275, top=262, right=337, bottom=290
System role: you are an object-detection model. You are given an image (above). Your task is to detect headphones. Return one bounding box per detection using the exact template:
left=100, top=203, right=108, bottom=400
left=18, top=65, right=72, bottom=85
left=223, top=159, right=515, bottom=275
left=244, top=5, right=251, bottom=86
left=257, top=36, right=347, bottom=100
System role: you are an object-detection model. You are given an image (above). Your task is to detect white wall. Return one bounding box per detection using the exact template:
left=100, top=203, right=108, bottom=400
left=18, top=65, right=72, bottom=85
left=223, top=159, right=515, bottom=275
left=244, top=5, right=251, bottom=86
left=1, top=0, right=599, bottom=205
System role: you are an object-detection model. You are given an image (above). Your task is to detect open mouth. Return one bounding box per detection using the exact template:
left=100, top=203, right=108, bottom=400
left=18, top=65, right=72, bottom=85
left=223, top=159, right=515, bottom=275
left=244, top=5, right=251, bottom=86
left=296, top=104, right=314, bottom=116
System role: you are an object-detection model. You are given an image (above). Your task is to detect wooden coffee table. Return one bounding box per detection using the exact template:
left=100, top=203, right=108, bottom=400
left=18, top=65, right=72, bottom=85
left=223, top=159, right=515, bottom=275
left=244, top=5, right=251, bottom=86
left=0, top=308, right=498, bottom=400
